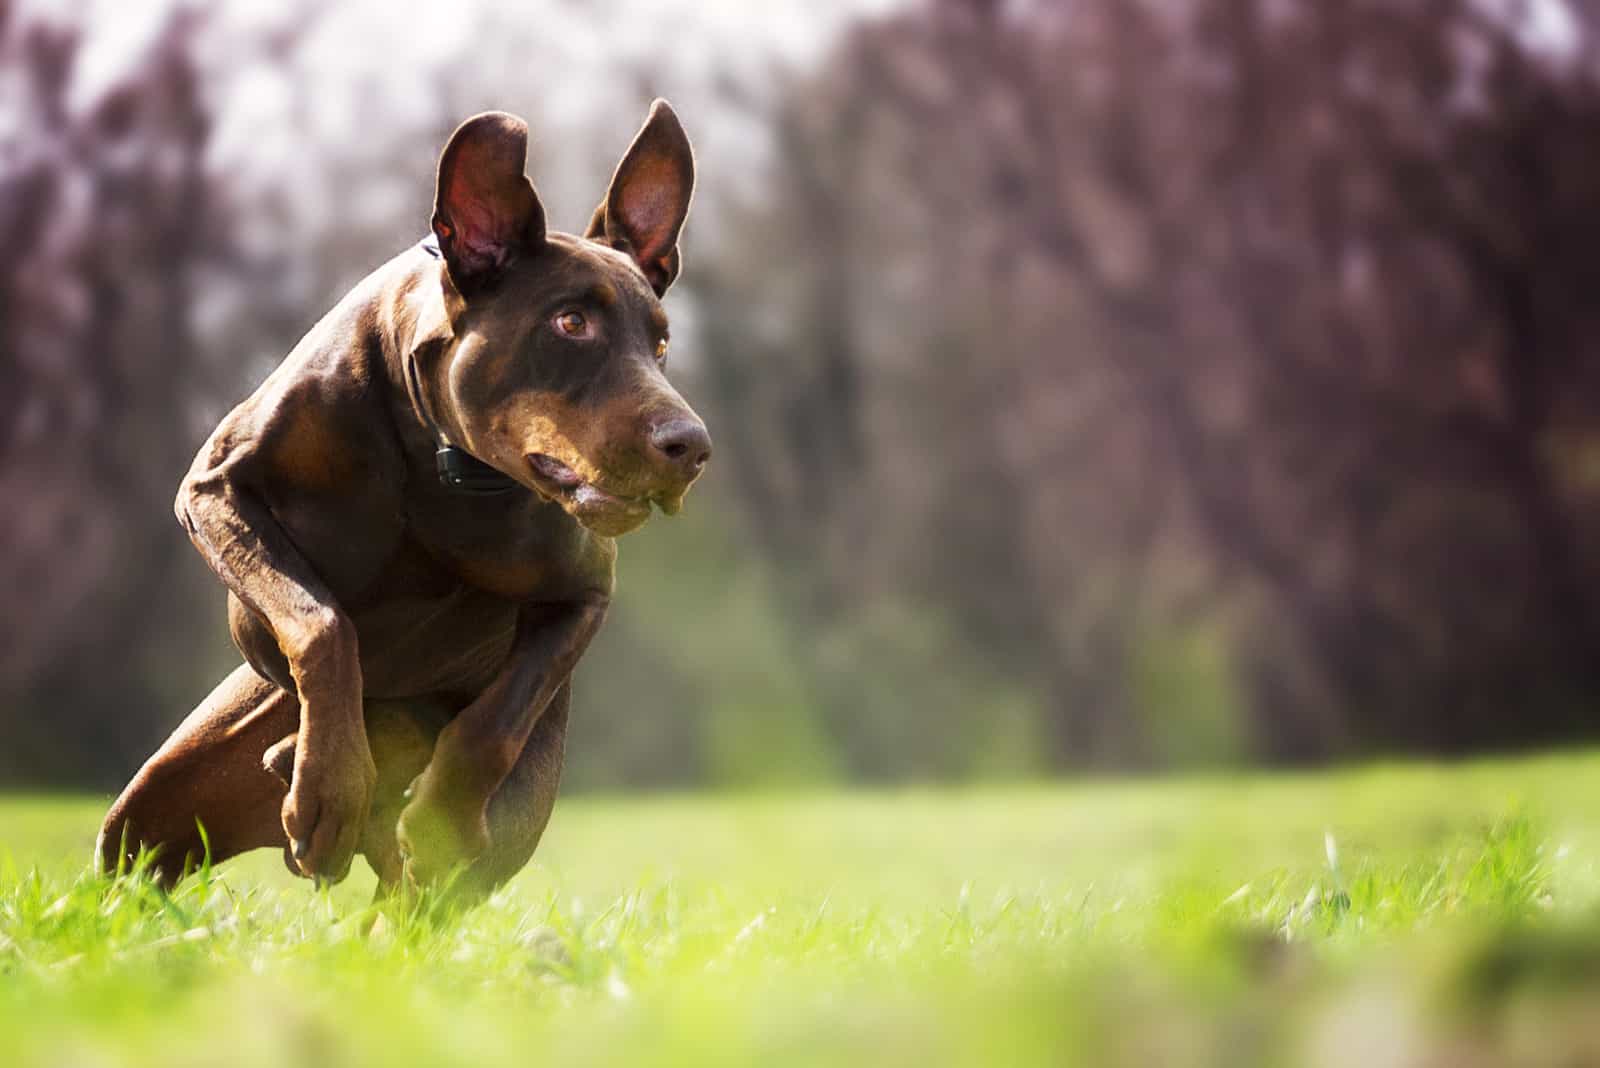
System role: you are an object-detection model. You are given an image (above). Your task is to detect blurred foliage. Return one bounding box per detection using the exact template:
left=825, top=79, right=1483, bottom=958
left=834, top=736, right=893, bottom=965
left=0, top=1, right=241, bottom=785
left=698, top=0, right=1600, bottom=765
left=4, top=0, right=1600, bottom=787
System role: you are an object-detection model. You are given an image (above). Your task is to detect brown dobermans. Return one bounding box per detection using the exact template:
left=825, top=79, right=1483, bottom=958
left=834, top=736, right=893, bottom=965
left=97, top=101, right=710, bottom=898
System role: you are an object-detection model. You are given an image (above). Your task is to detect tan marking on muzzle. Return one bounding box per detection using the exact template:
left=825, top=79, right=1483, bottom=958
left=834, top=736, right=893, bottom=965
left=502, top=402, right=605, bottom=485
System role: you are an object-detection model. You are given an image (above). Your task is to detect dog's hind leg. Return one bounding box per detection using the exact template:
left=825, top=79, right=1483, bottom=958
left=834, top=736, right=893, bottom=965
left=245, top=693, right=459, bottom=891
left=366, top=683, right=569, bottom=902
left=98, top=664, right=295, bottom=885
left=349, top=696, right=455, bottom=889
left=102, top=676, right=462, bottom=890
left=103, top=670, right=567, bottom=896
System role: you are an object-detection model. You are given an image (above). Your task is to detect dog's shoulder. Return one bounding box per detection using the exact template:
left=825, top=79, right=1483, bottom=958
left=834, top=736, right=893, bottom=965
left=193, top=246, right=438, bottom=488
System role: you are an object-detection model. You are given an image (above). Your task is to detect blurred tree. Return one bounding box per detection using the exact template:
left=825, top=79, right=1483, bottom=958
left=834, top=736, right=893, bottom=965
left=698, top=0, right=1600, bottom=765
left=8, top=0, right=1599, bottom=788
left=0, top=3, right=238, bottom=784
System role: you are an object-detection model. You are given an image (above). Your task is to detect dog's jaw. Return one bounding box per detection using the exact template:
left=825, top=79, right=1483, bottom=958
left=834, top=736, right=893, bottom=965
left=526, top=453, right=655, bottom=537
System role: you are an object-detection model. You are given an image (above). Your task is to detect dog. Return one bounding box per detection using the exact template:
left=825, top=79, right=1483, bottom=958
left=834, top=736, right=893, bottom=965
left=97, top=100, right=709, bottom=898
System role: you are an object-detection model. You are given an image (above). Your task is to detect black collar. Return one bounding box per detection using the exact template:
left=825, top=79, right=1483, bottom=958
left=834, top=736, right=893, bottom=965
left=432, top=443, right=521, bottom=496
left=407, top=236, right=520, bottom=496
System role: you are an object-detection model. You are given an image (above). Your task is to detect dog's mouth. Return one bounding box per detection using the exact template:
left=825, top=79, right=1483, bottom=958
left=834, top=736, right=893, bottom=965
left=526, top=453, right=673, bottom=537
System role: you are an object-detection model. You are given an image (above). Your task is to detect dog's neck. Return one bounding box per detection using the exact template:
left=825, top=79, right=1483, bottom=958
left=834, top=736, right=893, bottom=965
left=395, top=237, right=520, bottom=496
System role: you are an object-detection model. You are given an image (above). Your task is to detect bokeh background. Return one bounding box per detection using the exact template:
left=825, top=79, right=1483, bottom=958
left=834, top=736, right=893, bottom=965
left=4, top=0, right=1599, bottom=793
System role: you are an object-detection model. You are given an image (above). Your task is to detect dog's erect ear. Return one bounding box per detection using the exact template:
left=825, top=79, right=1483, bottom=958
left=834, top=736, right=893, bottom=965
left=585, top=99, right=694, bottom=296
left=432, top=112, right=546, bottom=290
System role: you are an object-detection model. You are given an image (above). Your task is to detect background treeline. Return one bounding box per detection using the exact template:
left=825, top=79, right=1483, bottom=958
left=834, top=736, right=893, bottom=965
left=3, top=0, right=1598, bottom=790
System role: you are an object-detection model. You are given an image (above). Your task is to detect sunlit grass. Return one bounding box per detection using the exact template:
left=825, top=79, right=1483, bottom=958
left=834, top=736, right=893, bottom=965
left=4, top=751, right=1600, bottom=1065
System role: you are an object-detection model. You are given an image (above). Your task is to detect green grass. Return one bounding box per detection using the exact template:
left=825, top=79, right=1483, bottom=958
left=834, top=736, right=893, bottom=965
left=5, top=751, right=1600, bottom=1066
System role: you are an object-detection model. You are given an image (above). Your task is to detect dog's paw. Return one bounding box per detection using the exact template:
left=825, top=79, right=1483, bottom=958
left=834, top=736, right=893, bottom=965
left=395, top=778, right=491, bottom=888
left=281, top=745, right=376, bottom=884
left=262, top=734, right=297, bottom=786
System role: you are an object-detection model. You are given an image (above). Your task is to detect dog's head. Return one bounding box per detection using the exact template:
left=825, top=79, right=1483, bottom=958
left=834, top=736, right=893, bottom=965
left=418, top=101, right=709, bottom=537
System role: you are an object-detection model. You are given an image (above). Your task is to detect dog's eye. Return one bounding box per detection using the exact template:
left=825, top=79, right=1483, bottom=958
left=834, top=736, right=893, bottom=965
left=655, top=337, right=669, bottom=363
left=554, top=310, right=588, bottom=337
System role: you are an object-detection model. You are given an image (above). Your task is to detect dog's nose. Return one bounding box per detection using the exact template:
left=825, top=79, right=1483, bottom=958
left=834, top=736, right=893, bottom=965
left=649, top=418, right=712, bottom=477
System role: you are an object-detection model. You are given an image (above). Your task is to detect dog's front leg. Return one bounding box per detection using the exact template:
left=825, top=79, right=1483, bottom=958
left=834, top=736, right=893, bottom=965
left=396, top=592, right=609, bottom=884
left=177, top=443, right=376, bottom=883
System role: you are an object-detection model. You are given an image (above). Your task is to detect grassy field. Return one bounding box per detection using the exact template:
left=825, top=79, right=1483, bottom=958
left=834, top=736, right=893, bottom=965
left=4, top=751, right=1600, bottom=1067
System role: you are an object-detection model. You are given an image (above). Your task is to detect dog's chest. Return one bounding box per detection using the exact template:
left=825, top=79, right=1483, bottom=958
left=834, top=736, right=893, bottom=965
left=402, top=486, right=591, bottom=601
